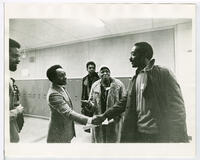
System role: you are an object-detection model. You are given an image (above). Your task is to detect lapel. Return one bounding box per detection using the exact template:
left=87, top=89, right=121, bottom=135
left=92, top=81, right=101, bottom=106
left=83, top=76, right=89, bottom=86
left=52, top=84, right=71, bottom=104
left=127, top=76, right=137, bottom=96
left=93, top=82, right=101, bottom=94
left=107, top=78, right=115, bottom=99
left=93, top=78, right=116, bottom=106
left=63, top=87, right=73, bottom=107
left=9, top=79, right=14, bottom=94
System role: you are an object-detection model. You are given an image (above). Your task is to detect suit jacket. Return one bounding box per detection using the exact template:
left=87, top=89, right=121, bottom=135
left=46, top=84, right=89, bottom=143
left=9, top=80, right=20, bottom=143
left=104, top=64, right=188, bottom=143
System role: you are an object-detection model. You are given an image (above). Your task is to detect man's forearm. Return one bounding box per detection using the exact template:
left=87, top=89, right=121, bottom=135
left=103, top=96, right=127, bottom=119
left=69, top=110, right=89, bottom=125
left=91, top=96, right=127, bottom=125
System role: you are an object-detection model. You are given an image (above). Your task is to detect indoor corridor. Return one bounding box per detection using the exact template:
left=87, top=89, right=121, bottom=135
left=19, top=116, right=92, bottom=143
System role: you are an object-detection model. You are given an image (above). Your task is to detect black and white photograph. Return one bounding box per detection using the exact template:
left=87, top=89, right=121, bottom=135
left=4, top=3, right=196, bottom=158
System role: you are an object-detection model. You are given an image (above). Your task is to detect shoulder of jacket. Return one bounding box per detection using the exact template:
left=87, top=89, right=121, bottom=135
left=94, top=72, right=99, bottom=78
left=47, top=86, right=59, bottom=96
left=153, top=65, right=170, bottom=73
left=112, top=78, right=123, bottom=86
left=84, top=74, right=89, bottom=78
left=151, top=66, right=174, bottom=81
left=91, top=79, right=101, bottom=88
left=82, top=75, right=88, bottom=80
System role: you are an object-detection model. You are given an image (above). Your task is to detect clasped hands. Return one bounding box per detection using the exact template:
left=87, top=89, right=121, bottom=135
left=81, top=100, right=106, bottom=125
left=91, top=114, right=106, bottom=125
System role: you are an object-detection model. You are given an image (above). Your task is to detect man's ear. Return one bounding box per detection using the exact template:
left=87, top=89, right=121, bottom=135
left=144, top=57, right=150, bottom=65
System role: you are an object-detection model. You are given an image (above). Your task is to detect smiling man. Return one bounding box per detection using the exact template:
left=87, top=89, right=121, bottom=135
left=82, top=65, right=126, bottom=143
left=92, top=42, right=188, bottom=143
left=46, top=65, right=92, bottom=143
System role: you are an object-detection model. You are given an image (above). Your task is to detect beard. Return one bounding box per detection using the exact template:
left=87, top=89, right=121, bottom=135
left=102, top=77, right=110, bottom=87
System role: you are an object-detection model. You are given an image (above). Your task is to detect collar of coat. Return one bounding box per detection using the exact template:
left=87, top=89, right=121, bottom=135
left=92, top=77, right=120, bottom=94
left=83, top=72, right=99, bottom=86
left=141, top=59, right=155, bottom=72
left=51, top=83, right=72, bottom=103
left=51, top=84, right=68, bottom=96
left=52, top=84, right=65, bottom=90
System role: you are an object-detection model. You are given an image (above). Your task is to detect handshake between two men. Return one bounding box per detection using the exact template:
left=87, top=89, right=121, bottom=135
left=81, top=100, right=110, bottom=126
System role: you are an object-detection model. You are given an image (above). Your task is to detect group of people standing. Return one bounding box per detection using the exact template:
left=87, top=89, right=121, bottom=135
left=9, top=38, right=189, bottom=144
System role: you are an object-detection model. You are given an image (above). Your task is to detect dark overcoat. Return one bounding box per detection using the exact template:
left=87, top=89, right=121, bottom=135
left=105, top=65, right=188, bottom=143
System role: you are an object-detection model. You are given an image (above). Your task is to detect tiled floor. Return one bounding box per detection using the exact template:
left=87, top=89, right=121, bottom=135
left=19, top=116, right=92, bottom=143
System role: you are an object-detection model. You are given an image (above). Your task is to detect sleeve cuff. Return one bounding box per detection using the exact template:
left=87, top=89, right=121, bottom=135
left=87, top=117, right=92, bottom=124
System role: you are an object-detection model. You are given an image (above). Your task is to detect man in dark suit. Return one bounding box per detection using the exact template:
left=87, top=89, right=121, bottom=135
left=46, top=65, right=92, bottom=143
left=81, top=61, right=99, bottom=117
left=9, top=38, right=24, bottom=142
left=92, top=42, right=188, bottom=143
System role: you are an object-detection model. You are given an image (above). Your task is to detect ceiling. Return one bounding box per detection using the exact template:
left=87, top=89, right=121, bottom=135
left=9, top=18, right=191, bottom=50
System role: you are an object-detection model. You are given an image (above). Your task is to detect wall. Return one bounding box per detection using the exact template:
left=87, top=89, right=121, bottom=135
left=175, top=22, right=194, bottom=138
left=12, top=23, right=195, bottom=138
left=11, top=28, right=175, bottom=118
left=12, top=28, right=175, bottom=79
left=12, top=28, right=175, bottom=117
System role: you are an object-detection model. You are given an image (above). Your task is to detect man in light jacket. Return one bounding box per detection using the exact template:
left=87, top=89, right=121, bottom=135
left=83, top=66, right=126, bottom=143
left=46, top=65, right=92, bottom=143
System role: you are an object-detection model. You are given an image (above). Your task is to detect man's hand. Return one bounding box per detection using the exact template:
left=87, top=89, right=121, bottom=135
left=81, top=100, right=92, bottom=111
left=92, top=114, right=106, bottom=125
left=81, top=100, right=90, bottom=106
left=16, top=105, right=24, bottom=114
